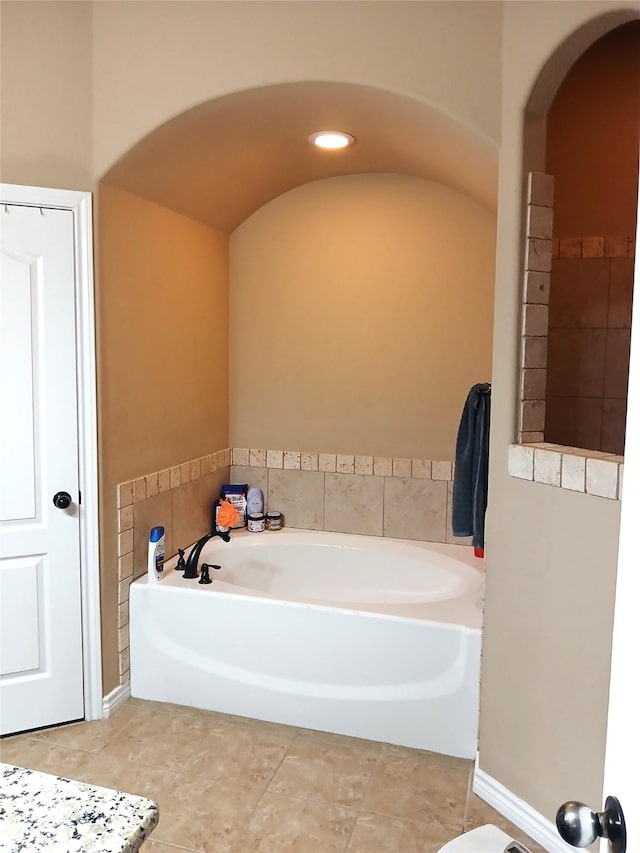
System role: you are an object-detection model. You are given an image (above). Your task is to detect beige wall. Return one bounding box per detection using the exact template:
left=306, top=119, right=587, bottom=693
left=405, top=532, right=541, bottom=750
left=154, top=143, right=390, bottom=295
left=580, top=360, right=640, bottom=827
left=98, top=184, right=229, bottom=688
left=0, top=1, right=92, bottom=190
left=91, top=1, right=502, bottom=179
left=230, top=173, right=495, bottom=459
left=480, top=0, right=639, bottom=822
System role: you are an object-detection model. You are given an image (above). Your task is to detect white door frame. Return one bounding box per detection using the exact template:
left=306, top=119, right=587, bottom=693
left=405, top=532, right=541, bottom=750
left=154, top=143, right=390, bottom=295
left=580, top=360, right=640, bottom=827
left=1, top=182, right=102, bottom=722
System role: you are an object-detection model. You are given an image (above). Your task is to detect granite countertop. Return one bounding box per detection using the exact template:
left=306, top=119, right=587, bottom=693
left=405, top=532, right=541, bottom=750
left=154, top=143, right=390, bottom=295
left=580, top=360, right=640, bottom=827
left=0, top=763, right=159, bottom=852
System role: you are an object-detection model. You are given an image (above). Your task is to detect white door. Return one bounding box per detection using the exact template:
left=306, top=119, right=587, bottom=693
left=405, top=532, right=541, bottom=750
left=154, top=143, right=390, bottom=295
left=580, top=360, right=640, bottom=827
left=0, top=203, right=84, bottom=735
left=597, top=167, right=640, bottom=850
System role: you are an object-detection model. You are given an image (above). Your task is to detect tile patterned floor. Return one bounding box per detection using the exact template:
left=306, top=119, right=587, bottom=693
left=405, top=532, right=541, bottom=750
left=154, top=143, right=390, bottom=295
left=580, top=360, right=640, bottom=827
left=0, top=699, right=544, bottom=852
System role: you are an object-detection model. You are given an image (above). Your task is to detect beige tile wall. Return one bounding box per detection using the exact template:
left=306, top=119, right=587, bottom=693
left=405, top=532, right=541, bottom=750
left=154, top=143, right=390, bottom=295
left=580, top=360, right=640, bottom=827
left=230, top=448, right=468, bottom=546
left=546, top=246, right=634, bottom=455
left=512, top=172, right=632, bottom=498
left=115, top=448, right=231, bottom=685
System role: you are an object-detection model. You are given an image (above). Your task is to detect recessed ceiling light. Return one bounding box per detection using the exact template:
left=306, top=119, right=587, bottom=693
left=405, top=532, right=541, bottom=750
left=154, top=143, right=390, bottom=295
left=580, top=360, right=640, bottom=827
left=308, top=131, right=356, bottom=150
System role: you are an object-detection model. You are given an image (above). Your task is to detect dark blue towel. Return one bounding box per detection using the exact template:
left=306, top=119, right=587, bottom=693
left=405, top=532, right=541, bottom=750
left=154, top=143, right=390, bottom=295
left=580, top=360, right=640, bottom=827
left=451, top=383, right=491, bottom=550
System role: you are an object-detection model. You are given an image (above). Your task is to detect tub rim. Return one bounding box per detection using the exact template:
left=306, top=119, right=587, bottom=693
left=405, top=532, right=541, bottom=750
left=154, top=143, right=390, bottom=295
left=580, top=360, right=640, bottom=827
left=138, top=528, right=484, bottom=630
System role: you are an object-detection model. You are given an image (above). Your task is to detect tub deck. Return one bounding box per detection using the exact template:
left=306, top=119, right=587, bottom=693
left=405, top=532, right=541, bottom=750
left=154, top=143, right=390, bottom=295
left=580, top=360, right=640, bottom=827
left=159, top=529, right=484, bottom=628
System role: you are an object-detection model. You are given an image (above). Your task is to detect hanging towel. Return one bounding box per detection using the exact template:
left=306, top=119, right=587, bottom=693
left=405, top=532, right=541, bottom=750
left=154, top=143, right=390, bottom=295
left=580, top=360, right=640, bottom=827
left=451, top=383, right=491, bottom=553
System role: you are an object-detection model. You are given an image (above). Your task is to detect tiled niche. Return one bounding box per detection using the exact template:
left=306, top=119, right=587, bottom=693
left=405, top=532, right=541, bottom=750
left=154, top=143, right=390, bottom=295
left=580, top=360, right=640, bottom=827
left=511, top=172, right=629, bottom=500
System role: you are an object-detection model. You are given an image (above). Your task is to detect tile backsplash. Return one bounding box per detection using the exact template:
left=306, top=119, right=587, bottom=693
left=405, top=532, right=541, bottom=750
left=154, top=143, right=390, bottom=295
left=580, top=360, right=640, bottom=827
left=229, top=447, right=466, bottom=546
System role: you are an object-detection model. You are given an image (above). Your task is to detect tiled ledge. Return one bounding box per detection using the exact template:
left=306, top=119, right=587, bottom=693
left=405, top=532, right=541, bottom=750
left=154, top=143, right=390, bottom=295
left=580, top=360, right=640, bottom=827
left=231, top=447, right=453, bottom=481
left=116, top=447, right=232, bottom=510
left=508, top=442, right=623, bottom=500
left=229, top=447, right=468, bottom=557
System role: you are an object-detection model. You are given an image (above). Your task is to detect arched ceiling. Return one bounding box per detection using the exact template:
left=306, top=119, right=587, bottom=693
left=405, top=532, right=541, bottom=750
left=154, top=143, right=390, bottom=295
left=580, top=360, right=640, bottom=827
left=102, top=82, right=498, bottom=233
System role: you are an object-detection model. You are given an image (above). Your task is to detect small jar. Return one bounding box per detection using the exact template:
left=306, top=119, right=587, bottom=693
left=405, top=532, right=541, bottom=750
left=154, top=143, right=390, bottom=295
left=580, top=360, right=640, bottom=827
left=247, top=512, right=266, bottom=533
left=266, top=511, right=283, bottom=531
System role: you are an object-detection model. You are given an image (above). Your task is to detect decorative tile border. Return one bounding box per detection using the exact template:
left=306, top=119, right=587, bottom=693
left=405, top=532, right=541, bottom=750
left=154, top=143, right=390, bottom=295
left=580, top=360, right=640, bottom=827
left=115, top=446, right=231, bottom=685
left=117, top=448, right=231, bottom=511
left=518, top=172, right=553, bottom=444
left=231, top=447, right=454, bottom=481
left=552, top=234, right=635, bottom=260
left=508, top=443, right=623, bottom=500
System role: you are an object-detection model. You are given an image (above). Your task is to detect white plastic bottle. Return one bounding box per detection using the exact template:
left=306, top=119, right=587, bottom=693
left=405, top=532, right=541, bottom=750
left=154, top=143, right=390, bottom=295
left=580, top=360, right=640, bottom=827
left=247, top=487, right=264, bottom=516
left=148, top=526, right=165, bottom=581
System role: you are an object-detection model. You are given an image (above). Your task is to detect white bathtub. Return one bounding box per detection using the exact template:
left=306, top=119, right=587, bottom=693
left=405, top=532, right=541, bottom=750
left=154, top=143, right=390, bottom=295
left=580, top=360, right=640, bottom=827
left=129, top=529, right=483, bottom=758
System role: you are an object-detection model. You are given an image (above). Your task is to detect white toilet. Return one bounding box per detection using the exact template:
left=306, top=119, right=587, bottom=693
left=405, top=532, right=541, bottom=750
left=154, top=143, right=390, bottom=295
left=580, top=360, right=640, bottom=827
left=438, top=824, right=534, bottom=852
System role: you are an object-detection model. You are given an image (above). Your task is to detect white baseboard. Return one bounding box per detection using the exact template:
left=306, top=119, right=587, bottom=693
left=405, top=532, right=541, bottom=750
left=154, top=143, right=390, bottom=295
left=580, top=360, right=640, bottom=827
left=473, top=767, right=579, bottom=853
left=102, top=683, right=131, bottom=718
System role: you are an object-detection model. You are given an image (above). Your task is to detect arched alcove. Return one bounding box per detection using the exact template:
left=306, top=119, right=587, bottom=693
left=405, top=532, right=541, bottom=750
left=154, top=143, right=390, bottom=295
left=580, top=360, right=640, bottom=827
left=511, top=14, right=639, bottom=493
left=98, top=80, right=500, bottom=691
left=545, top=22, right=639, bottom=454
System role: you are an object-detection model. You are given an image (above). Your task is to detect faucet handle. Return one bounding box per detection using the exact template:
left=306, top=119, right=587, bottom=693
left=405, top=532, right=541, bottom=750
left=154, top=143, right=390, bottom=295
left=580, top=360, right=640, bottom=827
left=175, top=548, right=186, bottom=571
left=199, top=563, right=221, bottom=585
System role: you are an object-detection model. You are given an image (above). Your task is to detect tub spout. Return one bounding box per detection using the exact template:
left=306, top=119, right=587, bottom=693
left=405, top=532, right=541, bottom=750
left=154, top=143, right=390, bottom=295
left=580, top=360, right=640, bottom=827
left=182, top=530, right=231, bottom=579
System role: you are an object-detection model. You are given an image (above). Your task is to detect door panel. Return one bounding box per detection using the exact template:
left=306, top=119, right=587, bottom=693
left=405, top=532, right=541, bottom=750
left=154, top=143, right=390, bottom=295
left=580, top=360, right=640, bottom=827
left=0, top=205, right=84, bottom=734
left=0, top=251, right=38, bottom=520
left=0, top=557, right=43, bottom=675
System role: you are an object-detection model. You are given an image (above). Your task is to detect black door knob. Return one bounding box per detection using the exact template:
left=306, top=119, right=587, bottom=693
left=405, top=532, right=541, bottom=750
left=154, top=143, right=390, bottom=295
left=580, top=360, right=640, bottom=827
left=53, top=491, right=72, bottom=509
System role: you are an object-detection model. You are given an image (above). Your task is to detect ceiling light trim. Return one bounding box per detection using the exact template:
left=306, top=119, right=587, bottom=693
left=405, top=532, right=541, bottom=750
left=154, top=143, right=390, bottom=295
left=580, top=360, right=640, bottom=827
left=308, top=131, right=356, bottom=149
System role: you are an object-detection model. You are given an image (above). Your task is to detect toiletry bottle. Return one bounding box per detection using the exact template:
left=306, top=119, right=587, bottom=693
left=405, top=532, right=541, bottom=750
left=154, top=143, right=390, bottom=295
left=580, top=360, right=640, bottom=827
left=247, top=486, right=264, bottom=516
left=148, top=526, right=165, bottom=581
